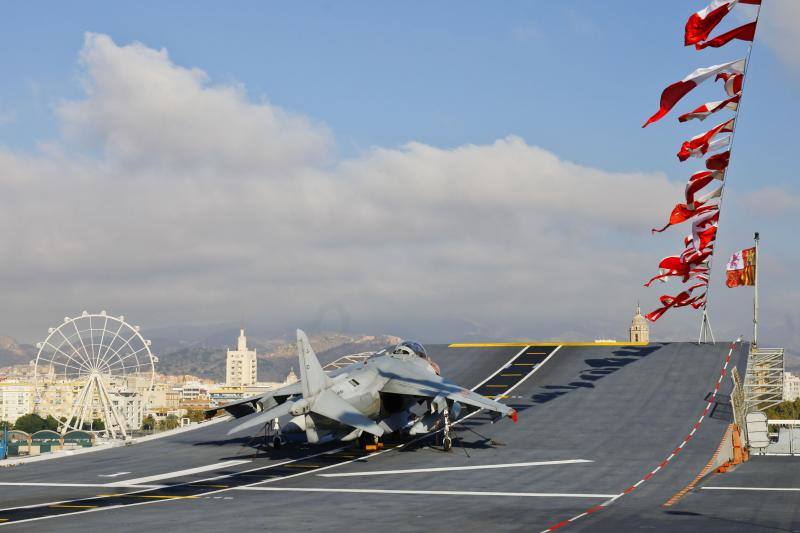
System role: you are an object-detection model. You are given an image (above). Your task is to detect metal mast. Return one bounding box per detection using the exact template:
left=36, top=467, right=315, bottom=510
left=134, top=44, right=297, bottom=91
left=753, top=231, right=759, bottom=348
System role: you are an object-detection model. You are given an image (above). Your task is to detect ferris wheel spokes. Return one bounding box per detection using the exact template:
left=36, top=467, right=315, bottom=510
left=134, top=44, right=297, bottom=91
left=35, top=312, right=156, bottom=439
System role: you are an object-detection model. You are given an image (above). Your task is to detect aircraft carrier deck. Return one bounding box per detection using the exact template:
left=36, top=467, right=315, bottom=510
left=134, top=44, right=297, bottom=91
left=2, top=341, right=798, bottom=531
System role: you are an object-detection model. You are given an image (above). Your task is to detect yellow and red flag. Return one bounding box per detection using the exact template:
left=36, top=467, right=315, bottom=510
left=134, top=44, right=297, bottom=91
left=726, top=247, right=756, bottom=287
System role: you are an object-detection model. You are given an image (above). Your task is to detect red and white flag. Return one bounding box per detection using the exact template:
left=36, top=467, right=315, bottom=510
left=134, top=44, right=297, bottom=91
left=678, top=118, right=735, bottom=161
left=716, top=71, right=744, bottom=96
left=706, top=150, right=730, bottom=170
left=686, top=170, right=724, bottom=208
left=696, top=21, right=757, bottom=50
left=643, top=59, right=744, bottom=128
left=652, top=203, right=718, bottom=233
left=682, top=234, right=714, bottom=266
left=692, top=209, right=719, bottom=251
left=685, top=0, right=761, bottom=46
left=678, top=95, right=740, bottom=122
left=646, top=284, right=707, bottom=322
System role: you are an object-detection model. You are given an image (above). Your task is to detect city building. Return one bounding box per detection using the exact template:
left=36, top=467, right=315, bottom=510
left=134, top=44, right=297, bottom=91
left=629, top=304, right=650, bottom=343
left=226, top=328, right=258, bottom=387
left=784, top=371, right=800, bottom=401
left=110, top=391, right=144, bottom=430
left=36, top=381, right=81, bottom=422
left=0, top=381, right=35, bottom=424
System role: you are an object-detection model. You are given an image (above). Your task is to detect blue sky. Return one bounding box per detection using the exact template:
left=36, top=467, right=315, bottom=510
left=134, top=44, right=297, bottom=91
left=0, top=2, right=798, bottom=354
left=3, top=1, right=795, bottom=176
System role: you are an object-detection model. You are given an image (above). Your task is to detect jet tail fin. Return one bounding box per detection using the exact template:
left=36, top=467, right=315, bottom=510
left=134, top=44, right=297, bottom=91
left=297, top=329, right=331, bottom=398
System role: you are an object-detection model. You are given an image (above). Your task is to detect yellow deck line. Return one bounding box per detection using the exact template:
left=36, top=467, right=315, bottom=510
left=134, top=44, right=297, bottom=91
left=500, top=373, right=523, bottom=377
left=485, top=384, right=507, bottom=388
left=449, top=342, right=649, bottom=348
left=0, top=519, right=9, bottom=522
left=190, top=484, right=229, bottom=488
left=285, top=464, right=321, bottom=469
left=514, top=363, right=535, bottom=366
left=49, top=504, right=98, bottom=509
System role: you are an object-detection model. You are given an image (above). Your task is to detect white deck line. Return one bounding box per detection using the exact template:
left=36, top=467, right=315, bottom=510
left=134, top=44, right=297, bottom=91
left=233, top=486, right=617, bottom=498
left=317, top=459, right=592, bottom=477
left=107, top=459, right=251, bottom=486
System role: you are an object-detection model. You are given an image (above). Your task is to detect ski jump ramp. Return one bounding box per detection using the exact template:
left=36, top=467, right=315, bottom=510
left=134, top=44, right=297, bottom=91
left=0, top=341, right=761, bottom=531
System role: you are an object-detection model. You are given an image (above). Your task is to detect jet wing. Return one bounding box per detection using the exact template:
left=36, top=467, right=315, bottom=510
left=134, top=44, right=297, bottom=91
left=204, top=382, right=302, bottom=419
left=380, top=371, right=516, bottom=420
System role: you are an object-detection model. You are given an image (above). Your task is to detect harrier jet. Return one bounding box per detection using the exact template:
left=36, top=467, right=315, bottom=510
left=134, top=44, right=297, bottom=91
left=210, top=330, right=517, bottom=450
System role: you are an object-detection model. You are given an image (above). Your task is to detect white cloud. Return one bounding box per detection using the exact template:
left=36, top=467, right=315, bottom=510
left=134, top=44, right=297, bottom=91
left=759, top=0, right=800, bottom=73
left=58, top=33, right=332, bottom=173
left=739, top=186, right=800, bottom=216
left=1, top=33, right=686, bottom=343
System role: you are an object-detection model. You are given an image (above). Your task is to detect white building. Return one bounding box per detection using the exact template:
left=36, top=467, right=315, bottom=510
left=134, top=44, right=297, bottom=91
left=110, top=391, right=144, bottom=430
left=226, top=329, right=258, bottom=387
left=784, top=371, right=800, bottom=401
left=0, top=381, right=35, bottom=424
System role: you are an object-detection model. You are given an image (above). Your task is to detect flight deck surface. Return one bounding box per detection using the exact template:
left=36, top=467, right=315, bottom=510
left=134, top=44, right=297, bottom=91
left=3, top=341, right=795, bottom=532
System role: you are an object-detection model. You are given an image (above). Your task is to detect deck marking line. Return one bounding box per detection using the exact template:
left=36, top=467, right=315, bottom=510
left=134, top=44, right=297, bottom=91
left=108, top=459, right=251, bottom=486
left=317, top=459, right=592, bottom=477
left=233, top=487, right=616, bottom=498
left=48, top=505, right=98, bottom=509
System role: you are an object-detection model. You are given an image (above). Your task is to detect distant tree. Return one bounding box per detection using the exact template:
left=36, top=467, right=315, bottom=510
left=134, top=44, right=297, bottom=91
left=13, top=414, right=47, bottom=433
left=0, top=420, right=10, bottom=431
left=185, top=409, right=204, bottom=423
left=90, top=419, right=106, bottom=431
left=44, top=415, right=60, bottom=432
left=158, top=414, right=180, bottom=431
left=765, top=398, right=800, bottom=421
left=142, top=415, right=156, bottom=431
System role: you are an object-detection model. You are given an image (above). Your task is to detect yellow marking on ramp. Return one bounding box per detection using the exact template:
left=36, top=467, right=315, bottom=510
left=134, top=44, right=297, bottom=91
left=527, top=351, right=548, bottom=355
left=485, top=384, right=507, bottom=388
left=285, top=463, right=321, bottom=469
left=500, top=373, right=523, bottom=377
left=484, top=395, right=509, bottom=399
left=190, top=484, right=229, bottom=488
left=0, top=519, right=9, bottom=522
left=97, top=494, right=199, bottom=500
left=49, top=504, right=98, bottom=509
left=449, top=342, right=648, bottom=348
left=513, top=363, right=535, bottom=366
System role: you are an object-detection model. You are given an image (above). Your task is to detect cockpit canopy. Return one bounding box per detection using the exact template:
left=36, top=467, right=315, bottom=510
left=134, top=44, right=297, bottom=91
left=392, top=341, right=428, bottom=359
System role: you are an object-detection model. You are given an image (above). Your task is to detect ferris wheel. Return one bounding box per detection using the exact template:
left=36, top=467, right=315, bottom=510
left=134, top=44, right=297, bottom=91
left=34, top=311, right=157, bottom=439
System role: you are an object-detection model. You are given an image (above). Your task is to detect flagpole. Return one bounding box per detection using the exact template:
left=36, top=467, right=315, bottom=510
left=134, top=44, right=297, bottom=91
left=753, top=231, right=759, bottom=349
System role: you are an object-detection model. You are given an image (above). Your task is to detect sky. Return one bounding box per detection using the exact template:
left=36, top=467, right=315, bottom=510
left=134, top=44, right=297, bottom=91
left=1, top=1, right=799, bottom=354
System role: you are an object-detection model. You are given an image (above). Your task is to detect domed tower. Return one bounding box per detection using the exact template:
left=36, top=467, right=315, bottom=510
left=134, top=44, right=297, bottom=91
left=629, top=303, right=649, bottom=343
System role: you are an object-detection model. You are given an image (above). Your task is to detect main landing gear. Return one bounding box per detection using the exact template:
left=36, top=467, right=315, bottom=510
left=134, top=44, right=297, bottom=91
left=357, top=432, right=384, bottom=452
left=271, top=417, right=284, bottom=449
left=442, top=408, right=453, bottom=452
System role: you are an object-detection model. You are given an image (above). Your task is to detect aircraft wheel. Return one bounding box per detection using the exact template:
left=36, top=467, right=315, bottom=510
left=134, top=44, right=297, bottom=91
left=443, top=436, right=452, bottom=451
left=272, top=436, right=282, bottom=449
